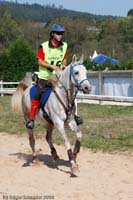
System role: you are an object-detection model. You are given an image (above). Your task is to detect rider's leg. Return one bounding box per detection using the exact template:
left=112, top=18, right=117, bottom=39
left=26, top=78, right=47, bottom=129
left=74, top=115, right=84, bottom=125
left=29, top=98, right=40, bottom=119
left=26, top=98, right=40, bottom=129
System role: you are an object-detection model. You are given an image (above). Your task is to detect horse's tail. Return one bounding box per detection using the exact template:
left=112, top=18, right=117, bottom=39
left=11, top=75, right=32, bottom=114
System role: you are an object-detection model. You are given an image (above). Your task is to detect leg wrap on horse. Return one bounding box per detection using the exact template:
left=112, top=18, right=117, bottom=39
left=67, top=148, right=74, bottom=162
left=73, top=139, right=81, bottom=156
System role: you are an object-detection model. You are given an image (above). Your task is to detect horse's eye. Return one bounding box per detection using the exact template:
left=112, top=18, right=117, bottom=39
left=75, top=71, right=79, bottom=75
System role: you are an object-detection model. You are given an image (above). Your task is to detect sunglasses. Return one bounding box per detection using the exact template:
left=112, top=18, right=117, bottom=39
left=54, top=31, right=64, bottom=35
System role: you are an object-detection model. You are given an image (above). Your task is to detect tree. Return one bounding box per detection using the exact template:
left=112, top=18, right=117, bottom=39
left=0, top=11, right=21, bottom=49
left=0, top=38, right=37, bottom=81
left=127, top=9, right=133, bottom=17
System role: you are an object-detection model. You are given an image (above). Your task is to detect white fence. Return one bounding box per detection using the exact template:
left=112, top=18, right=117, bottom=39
left=88, top=70, right=133, bottom=97
left=1, top=82, right=133, bottom=106
left=1, top=70, right=133, bottom=106
left=76, top=93, right=133, bottom=106
left=0, top=80, right=18, bottom=96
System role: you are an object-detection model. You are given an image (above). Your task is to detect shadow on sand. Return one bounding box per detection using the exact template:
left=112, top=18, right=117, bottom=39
left=9, top=152, right=77, bottom=177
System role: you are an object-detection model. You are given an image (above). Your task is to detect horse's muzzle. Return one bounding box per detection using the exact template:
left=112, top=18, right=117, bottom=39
left=81, top=84, right=91, bottom=94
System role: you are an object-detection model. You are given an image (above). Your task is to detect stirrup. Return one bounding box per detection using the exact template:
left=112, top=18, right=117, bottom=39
left=75, top=115, right=84, bottom=125
left=26, top=119, right=34, bottom=129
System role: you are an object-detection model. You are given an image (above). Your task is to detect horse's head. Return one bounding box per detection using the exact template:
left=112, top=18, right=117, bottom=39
left=70, top=55, right=91, bottom=94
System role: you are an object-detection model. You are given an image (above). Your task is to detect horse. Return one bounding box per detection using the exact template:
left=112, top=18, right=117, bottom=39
left=11, top=55, right=91, bottom=175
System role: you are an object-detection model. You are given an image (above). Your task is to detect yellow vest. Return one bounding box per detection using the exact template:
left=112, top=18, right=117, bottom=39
left=38, top=41, right=67, bottom=80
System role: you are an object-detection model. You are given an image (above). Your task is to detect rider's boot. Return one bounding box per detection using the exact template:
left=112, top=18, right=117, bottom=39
left=74, top=115, right=84, bottom=125
left=26, top=99, right=40, bottom=129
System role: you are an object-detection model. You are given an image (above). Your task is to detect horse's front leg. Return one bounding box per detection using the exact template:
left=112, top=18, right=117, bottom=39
left=55, top=120, right=79, bottom=174
left=69, top=120, right=82, bottom=162
left=73, top=131, right=82, bottom=161
left=46, top=124, right=59, bottom=160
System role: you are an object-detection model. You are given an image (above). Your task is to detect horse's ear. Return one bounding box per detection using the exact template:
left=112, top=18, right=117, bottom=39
left=80, top=54, right=84, bottom=62
left=72, top=54, right=77, bottom=63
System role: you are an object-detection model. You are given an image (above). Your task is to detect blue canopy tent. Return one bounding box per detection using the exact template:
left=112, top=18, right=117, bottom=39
left=92, top=54, right=119, bottom=64
left=90, top=51, right=119, bottom=65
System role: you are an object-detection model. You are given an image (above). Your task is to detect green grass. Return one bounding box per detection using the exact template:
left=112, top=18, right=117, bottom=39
left=0, top=96, right=133, bottom=152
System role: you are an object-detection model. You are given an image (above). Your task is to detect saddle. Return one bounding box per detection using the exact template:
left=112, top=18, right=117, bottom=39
left=30, top=85, right=53, bottom=124
left=30, top=85, right=53, bottom=108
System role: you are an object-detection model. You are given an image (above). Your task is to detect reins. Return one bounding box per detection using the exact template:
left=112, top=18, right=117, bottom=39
left=53, top=61, right=87, bottom=119
left=53, top=90, right=69, bottom=115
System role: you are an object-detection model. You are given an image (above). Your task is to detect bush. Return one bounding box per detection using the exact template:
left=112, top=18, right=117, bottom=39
left=0, top=38, right=38, bottom=81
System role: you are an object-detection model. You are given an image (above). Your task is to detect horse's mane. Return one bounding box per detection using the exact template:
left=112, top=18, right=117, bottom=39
left=48, top=66, right=70, bottom=89
left=47, top=71, right=62, bottom=88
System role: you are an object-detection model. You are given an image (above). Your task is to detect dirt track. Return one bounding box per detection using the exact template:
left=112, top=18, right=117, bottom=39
left=0, top=133, right=133, bottom=200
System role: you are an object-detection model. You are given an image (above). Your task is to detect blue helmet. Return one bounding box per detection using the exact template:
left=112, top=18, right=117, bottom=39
left=50, top=23, right=65, bottom=33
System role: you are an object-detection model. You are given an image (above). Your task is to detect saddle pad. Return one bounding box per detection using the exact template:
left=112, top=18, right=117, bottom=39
left=30, top=85, right=53, bottom=108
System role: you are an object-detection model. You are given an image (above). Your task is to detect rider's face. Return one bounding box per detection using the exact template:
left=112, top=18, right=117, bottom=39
left=52, top=31, right=64, bottom=42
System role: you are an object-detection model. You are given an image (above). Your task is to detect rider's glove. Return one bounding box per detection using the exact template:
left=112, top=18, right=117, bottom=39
left=47, top=65, right=53, bottom=72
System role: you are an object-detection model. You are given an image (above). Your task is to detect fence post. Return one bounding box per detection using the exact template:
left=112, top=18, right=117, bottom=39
left=0, top=80, right=4, bottom=97
left=131, top=71, right=133, bottom=97
left=98, top=71, right=103, bottom=95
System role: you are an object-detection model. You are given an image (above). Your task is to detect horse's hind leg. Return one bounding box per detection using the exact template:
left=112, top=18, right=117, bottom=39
left=28, top=128, right=36, bottom=159
left=46, top=124, right=59, bottom=160
left=22, top=97, right=36, bottom=160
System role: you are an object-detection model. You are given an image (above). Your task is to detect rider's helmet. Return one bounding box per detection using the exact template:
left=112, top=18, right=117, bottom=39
left=50, top=23, right=65, bottom=34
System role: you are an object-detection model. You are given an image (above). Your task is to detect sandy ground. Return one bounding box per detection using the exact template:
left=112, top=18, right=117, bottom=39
left=0, top=133, right=133, bottom=200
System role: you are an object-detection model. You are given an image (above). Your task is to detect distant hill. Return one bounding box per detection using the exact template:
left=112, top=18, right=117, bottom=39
left=0, top=0, right=107, bottom=22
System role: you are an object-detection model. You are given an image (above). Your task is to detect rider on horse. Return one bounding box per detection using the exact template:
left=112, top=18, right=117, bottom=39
left=26, top=23, right=83, bottom=129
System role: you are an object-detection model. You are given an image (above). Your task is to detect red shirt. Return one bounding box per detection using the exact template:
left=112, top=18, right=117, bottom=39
left=36, top=39, right=68, bottom=61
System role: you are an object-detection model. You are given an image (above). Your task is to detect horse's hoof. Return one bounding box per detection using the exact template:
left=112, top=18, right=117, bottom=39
left=22, top=162, right=31, bottom=167
left=51, top=148, right=59, bottom=161
left=71, top=162, right=79, bottom=175
left=32, top=158, right=41, bottom=166
left=31, top=155, right=41, bottom=166
left=32, top=155, right=36, bottom=161
left=52, top=154, right=60, bottom=161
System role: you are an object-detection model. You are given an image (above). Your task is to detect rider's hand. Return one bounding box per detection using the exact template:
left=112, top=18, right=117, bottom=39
left=47, top=65, right=60, bottom=72
left=52, top=65, right=60, bottom=71
left=60, top=65, right=66, bottom=70
left=47, top=65, right=53, bottom=72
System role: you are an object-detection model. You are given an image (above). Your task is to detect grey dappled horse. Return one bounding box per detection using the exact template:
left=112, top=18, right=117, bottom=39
left=11, top=56, right=91, bottom=174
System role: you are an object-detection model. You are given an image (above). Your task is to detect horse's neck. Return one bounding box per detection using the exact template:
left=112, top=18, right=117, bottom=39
left=58, top=65, right=71, bottom=90
left=55, top=66, right=74, bottom=104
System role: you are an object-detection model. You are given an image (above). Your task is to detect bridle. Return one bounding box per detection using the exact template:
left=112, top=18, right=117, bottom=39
left=54, top=61, right=89, bottom=120
left=69, top=61, right=89, bottom=90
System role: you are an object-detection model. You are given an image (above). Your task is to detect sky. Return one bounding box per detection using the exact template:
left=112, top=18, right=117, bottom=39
left=8, top=0, right=133, bottom=17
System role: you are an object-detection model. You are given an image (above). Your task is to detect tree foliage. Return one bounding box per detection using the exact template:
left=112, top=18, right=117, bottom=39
left=127, top=9, right=133, bottom=17
left=0, top=2, right=133, bottom=81
left=0, top=38, right=37, bottom=81
left=0, top=8, right=21, bottom=50
left=0, top=1, right=98, bottom=22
